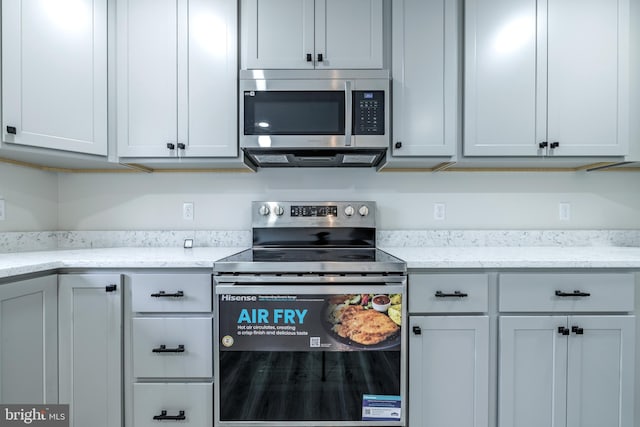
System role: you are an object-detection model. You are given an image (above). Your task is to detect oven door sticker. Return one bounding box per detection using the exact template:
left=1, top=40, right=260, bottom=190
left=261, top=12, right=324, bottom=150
left=362, top=394, right=402, bottom=422
left=218, top=294, right=402, bottom=352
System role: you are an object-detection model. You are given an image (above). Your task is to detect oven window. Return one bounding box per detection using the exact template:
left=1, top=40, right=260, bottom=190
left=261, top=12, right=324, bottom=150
left=219, top=351, right=400, bottom=422
left=243, top=91, right=345, bottom=135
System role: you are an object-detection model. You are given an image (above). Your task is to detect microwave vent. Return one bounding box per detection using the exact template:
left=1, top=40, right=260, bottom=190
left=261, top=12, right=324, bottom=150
left=342, top=154, right=379, bottom=164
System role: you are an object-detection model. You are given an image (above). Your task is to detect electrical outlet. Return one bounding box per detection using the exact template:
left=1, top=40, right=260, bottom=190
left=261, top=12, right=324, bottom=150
left=183, top=202, right=194, bottom=221
left=433, top=203, right=446, bottom=221
left=559, top=202, right=571, bottom=221
left=0, top=199, right=5, bottom=221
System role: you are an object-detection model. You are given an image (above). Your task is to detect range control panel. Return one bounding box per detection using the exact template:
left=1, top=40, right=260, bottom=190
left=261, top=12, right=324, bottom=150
left=353, top=91, right=385, bottom=135
left=253, top=201, right=375, bottom=228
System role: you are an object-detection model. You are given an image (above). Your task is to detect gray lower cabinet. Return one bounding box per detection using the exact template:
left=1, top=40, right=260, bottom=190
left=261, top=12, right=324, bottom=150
left=408, top=274, right=489, bottom=427
left=127, top=273, right=213, bottom=426
left=498, top=273, right=636, bottom=427
left=0, top=275, right=58, bottom=404
left=58, top=274, right=123, bottom=427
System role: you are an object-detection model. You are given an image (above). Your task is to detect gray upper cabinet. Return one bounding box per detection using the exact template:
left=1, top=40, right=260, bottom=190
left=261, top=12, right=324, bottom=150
left=391, top=0, right=458, bottom=157
left=464, top=0, right=629, bottom=157
left=241, top=0, right=383, bottom=69
left=116, top=0, right=238, bottom=158
left=1, top=0, right=108, bottom=156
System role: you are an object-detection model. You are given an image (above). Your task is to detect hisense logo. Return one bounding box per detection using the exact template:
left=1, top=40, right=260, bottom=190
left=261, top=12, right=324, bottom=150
left=0, top=405, right=68, bottom=426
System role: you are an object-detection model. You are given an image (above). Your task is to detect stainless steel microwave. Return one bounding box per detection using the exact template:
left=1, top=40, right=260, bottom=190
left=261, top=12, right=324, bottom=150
left=239, top=70, right=390, bottom=168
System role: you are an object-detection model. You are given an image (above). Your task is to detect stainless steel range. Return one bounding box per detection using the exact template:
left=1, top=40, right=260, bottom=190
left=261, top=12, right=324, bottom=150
left=213, top=201, right=407, bottom=427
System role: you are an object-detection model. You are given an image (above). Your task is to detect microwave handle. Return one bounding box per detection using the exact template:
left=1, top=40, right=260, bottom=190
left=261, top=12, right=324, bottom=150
left=344, top=81, right=352, bottom=147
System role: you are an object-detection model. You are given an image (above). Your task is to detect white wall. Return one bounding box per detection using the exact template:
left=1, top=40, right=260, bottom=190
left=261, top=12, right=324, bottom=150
left=56, top=168, right=640, bottom=230
left=0, top=163, right=59, bottom=231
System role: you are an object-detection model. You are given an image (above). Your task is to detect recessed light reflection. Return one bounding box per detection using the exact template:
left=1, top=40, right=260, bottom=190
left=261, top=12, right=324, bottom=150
left=257, top=121, right=270, bottom=128
left=258, top=136, right=272, bottom=147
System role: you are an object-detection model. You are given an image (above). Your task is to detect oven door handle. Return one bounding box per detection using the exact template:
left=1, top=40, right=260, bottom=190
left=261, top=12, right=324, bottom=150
left=214, top=275, right=405, bottom=285
left=215, top=282, right=405, bottom=296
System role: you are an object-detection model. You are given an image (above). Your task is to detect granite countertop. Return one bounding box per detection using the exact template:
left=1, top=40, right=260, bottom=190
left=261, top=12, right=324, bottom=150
left=2, top=246, right=640, bottom=279
left=381, top=246, right=640, bottom=269
left=0, top=247, right=247, bottom=279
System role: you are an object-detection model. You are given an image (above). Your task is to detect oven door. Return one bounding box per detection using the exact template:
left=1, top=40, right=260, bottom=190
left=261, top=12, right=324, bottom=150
left=214, top=275, right=407, bottom=427
left=240, top=79, right=351, bottom=150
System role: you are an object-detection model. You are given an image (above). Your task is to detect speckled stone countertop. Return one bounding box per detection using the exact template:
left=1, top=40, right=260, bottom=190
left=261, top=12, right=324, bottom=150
left=0, top=247, right=246, bottom=279
left=2, top=245, right=640, bottom=280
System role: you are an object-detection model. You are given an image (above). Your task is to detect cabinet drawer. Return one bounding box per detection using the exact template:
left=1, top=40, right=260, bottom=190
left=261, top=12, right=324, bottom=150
left=499, top=273, right=635, bottom=312
left=133, top=382, right=212, bottom=427
left=409, top=274, right=489, bottom=313
left=133, top=318, right=212, bottom=378
left=131, top=274, right=211, bottom=313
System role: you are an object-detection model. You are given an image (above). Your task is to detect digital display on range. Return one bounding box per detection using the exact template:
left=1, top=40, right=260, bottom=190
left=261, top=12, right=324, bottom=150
left=290, top=205, right=338, bottom=217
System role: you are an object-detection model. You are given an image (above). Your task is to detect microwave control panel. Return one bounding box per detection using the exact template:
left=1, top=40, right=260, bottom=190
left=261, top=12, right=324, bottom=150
left=352, top=91, right=385, bottom=135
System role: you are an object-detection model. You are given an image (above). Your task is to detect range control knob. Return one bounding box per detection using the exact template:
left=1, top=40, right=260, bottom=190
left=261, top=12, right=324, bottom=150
left=258, top=205, right=270, bottom=216
left=273, top=205, right=284, bottom=216
left=344, top=205, right=355, bottom=217
left=358, top=205, right=369, bottom=217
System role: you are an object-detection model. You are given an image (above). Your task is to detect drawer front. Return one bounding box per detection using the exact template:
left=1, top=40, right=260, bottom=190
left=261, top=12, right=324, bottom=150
left=409, top=274, right=489, bottom=313
left=131, top=274, right=211, bottom=313
left=133, top=382, right=212, bottom=427
left=499, top=273, right=635, bottom=312
left=133, top=318, right=212, bottom=378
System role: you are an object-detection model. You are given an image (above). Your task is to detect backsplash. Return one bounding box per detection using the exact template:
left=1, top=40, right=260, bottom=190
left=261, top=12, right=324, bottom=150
left=2, top=230, right=640, bottom=253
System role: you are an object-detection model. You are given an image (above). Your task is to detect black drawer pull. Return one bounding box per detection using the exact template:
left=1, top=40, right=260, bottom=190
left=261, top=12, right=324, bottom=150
left=153, top=410, right=186, bottom=421
left=152, top=344, right=185, bottom=353
left=571, top=326, right=584, bottom=335
left=6, top=126, right=17, bottom=134
left=412, top=326, right=422, bottom=335
left=555, top=290, right=591, bottom=297
left=151, top=291, right=184, bottom=298
left=435, top=290, right=468, bottom=298
left=558, top=326, right=570, bottom=335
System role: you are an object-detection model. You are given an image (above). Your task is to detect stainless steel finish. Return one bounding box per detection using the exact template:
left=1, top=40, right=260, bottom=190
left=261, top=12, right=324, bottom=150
left=358, top=205, right=369, bottom=216
left=215, top=280, right=406, bottom=295
left=345, top=80, right=353, bottom=147
left=251, top=201, right=376, bottom=228
left=240, top=70, right=390, bottom=150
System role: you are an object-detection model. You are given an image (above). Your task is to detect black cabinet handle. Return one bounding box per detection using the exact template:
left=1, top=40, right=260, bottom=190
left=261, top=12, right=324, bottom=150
left=412, top=326, right=422, bottom=335
left=435, top=290, right=468, bottom=298
left=177, top=143, right=186, bottom=149
left=166, top=143, right=176, bottom=150
left=306, top=53, right=312, bottom=62
left=152, top=344, right=185, bottom=353
left=550, top=142, right=560, bottom=149
left=152, top=410, right=186, bottom=421
left=539, top=141, right=548, bottom=149
left=317, top=53, right=324, bottom=62
left=151, top=291, right=184, bottom=298
left=6, top=126, right=16, bottom=135
left=395, top=142, right=402, bottom=149
left=571, top=326, right=584, bottom=335
left=558, top=326, right=570, bottom=336
left=555, top=290, right=591, bottom=297
left=105, top=284, right=117, bottom=292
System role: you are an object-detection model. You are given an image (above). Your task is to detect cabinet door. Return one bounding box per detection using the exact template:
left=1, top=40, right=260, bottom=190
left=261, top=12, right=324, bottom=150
left=315, top=0, right=383, bottom=69
left=59, top=274, right=122, bottom=427
left=546, top=0, right=629, bottom=156
left=2, top=0, right=107, bottom=155
left=183, top=0, right=238, bottom=157
left=117, top=0, right=179, bottom=157
left=499, top=316, right=567, bottom=427
left=565, top=316, right=635, bottom=427
left=391, top=0, right=457, bottom=156
left=464, top=0, right=545, bottom=156
left=241, top=0, right=315, bottom=69
left=409, top=316, right=489, bottom=427
left=0, top=276, right=58, bottom=403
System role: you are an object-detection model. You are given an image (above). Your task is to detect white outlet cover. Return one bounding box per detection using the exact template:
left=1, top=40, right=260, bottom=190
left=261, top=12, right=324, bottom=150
left=0, top=199, right=5, bottom=221
left=433, top=203, right=446, bottom=221
left=559, top=202, right=571, bottom=221
left=183, top=202, right=194, bottom=220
